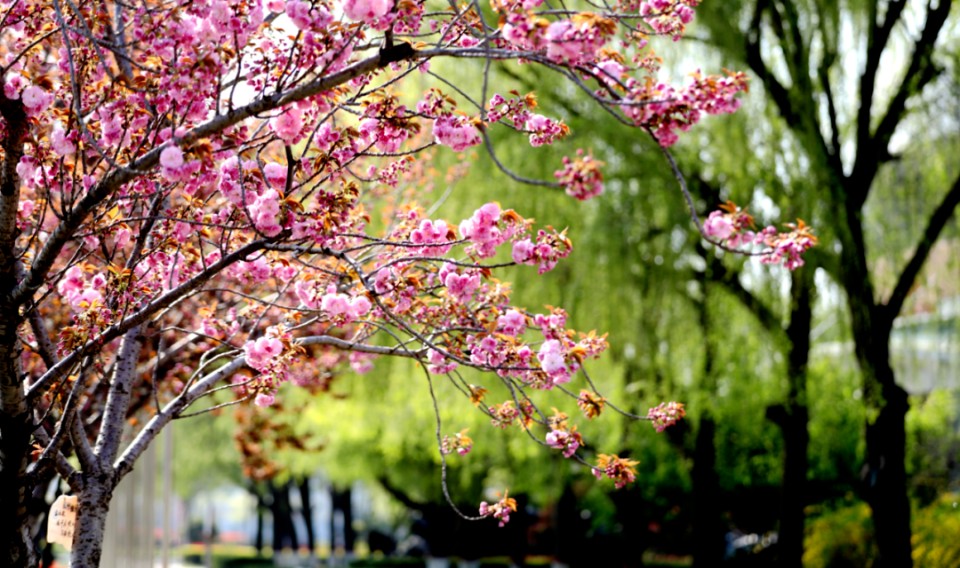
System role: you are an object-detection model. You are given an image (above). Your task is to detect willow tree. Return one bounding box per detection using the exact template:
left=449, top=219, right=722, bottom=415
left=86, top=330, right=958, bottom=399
left=694, top=0, right=960, bottom=564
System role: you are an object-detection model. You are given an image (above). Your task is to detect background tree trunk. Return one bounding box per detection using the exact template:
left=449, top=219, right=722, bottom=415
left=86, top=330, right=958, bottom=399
left=864, top=369, right=911, bottom=567
left=773, top=268, right=814, bottom=567
left=691, top=415, right=725, bottom=567
left=298, top=477, right=315, bottom=554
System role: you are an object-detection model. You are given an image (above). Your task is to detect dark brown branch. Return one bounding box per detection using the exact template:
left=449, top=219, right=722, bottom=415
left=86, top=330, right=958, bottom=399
left=855, top=0, right=952, bottom=207
left=745, top=0, right=835, bottom=174
left=883, top=170, right=960, bottom=321
left=745, top=0, right=797, bottom=128
left=856, top=0, right=908, bottom=161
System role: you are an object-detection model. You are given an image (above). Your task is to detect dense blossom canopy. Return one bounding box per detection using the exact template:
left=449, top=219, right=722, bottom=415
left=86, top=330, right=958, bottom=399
left=0, top=0, right=813, bottom=562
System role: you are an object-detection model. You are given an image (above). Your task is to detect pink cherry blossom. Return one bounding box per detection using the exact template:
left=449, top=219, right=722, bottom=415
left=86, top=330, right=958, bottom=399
left=50, top=127, right=76, bottom=156
left=343, top=0, right=393, bottom=21
left=263, top=162, right=287, bottom=188
left=444, top=270, right=481, bottom=304
left=432, top=115, right=481, bottom=152
left=20, top=85, right=52, bottom=113
left=703, top=210, right=735, bottom=240
left=160, top=146, right=185, bottom=170
left=254, top=392, right=276, bottom=407
left=244, top=336, right=285, bottom=371
left=271, top=107, right=304, bottom=144
left=497, top=309, right=526, bottom=336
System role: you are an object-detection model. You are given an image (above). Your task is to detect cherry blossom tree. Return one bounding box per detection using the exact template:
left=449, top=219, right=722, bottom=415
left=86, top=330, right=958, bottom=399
left=0, top=0, right=813, bottom=566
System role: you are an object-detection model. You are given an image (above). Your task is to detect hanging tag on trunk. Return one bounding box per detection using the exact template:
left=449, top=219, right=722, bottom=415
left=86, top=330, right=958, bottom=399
left=47, top=494, right=79, bottom=550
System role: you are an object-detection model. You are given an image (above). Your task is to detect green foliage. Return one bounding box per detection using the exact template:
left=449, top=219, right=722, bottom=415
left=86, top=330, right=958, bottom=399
left=170, top=412, right=245, bottom=497
left=178, top=544, right=267, bottom=568
left=906, top=391, right=960, bottom=504
left=806, top=357, right=864, bottom=488
left=803, top=493, right=960, bottom=568
left=912, top=493, right=960, bottom=568
left=803, top=502, right=877, bottom=568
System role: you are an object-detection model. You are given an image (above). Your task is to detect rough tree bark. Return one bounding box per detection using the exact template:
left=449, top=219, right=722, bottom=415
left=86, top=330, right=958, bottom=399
left=0, top=69, right=34, bottom=568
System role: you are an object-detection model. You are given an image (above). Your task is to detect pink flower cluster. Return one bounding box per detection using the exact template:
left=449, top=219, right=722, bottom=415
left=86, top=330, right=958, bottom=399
left=410, top=219, right=455, bottom=255
left=703, top=204, right=817, bottom=270
left=343, top=0, right=394, bottom=26
left=295, top=282, right=372, bottom=324
left=756, top=222, right=818, bottom=270
left=499, top=9, right=612, bottom=65
left=500, top=10, right=545, bottom=53
left=271, top=106, right=305, bottom=145
left=243, top=328, right=296, bottom=407
left=439, top=264, right=482, bottom=304
left=4, top=78, right=53, bottom=117
left=285, top=0, right=334, bottom=30
left=459, top=202, right=519, bottom=258
left=359, top=117, right=409, bottom=153
left=479, top=493, right=518, bottom=527
left=427, top=348, right=458, bottom=374
left=57, top=265, right=106, bottom=312
left=263, top=162, right=287, bottom=188
left=432, top=115, right=482, bottom=152
left=624, top=71, right=749, bottom=147
left=554, top=151, right=604, bottom=200
left=537, top=339, right=571, bottom=385
left=647, top=401, right=686, bottom=432
left=497, top=309, right=527, bottom=336
left=640, top=0, right=698, bottom=40
left=546, top=428, right=581, bottom=457
left=248, top=189, right=285, bottom=237
left=543, top=19, right=608, bottom=64
left=314, top=284, right=372, bottom=324
left=159, top=144, right=201, bottom=183
left=524, top=114, right=568, bottom=147
left=440, top=430, right=474, bottom=456
left=593, top=454, right=639, bottom=489
left=469, top=335, right=508, bottom=368
left=244, top=335, right=285, bottom=372
left=488, top=401, right=526, bottom=429
left=511, top=228, right=573, bottom=274
left=487, top=93, right=534, bottom=127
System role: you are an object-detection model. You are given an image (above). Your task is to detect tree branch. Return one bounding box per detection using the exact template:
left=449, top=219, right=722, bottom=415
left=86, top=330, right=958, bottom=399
left=93, top=325, right=146, bottom=467
left=856, top=0, right=908, bottom=162
left=856, top=0, right=952, bottom=204
left=883, top=170, right=960, bottom=320
left=113, top=357, right=247, bottom=478
left=13, top=46, right=430, bottom=305
left=26, top=239, right=271, bottom=400
left=745, top=0, right=836, bottom=173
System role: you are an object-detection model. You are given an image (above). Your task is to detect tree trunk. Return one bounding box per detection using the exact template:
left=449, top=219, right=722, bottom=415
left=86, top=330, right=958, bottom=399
left=255, top=489, right=265, bottom=554
left=331, top=486, right=355, bottom=553
left=70, top=482, right=113, bottom=568
left=298, top=477, right=315, bottom=554
left=270, top=481, right=298, bottom=552
left=690, top=263, right=724, bottom=567
left=864, top=375, right=911, bottom=567
left=771, top=268, right=814, bottom=568
left=832, top=187, right=913, bottom=566
left=0, top=409, right=34, bottom=568
left=691, top=415, right=724, bottom=567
